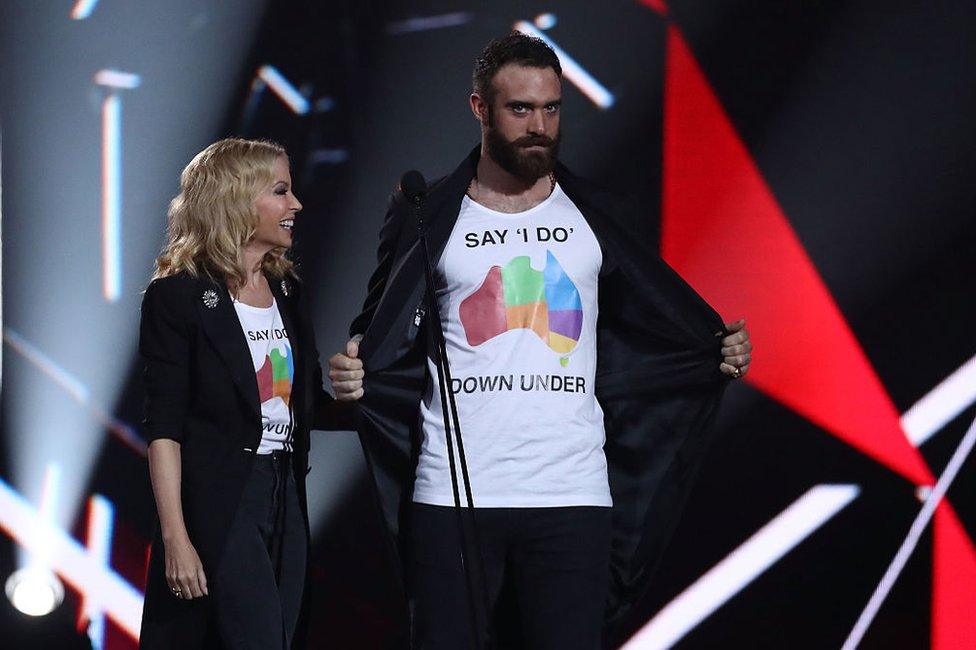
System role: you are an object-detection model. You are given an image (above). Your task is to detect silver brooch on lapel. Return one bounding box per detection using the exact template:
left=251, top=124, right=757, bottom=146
left=202, top=289, right=219, bottom=309
left=280, top=280, right=290, bottom=297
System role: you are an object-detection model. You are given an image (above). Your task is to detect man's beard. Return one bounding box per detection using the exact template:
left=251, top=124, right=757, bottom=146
left=484, top=123, right=561, bottom=183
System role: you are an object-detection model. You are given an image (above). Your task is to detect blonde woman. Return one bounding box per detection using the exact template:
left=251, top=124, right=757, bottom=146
left=138, top=138, right=356, bottom=649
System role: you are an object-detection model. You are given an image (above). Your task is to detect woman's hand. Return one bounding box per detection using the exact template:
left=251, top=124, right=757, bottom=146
left=147, top=438, right=207, bottom=600
left=163, top=533, right=208, bottom=599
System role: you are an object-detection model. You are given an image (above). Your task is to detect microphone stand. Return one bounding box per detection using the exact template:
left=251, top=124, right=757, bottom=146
left=408, top=179, right=492, bottom=649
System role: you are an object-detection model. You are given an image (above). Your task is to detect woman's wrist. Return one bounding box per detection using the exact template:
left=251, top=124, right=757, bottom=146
left=161, top=525, right=190, bottom=546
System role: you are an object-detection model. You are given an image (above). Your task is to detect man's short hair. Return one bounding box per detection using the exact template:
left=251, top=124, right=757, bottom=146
left=472, top=32, right=562, bottom=105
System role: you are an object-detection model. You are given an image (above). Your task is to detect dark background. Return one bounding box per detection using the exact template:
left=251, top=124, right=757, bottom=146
left=1, top=1, right=974, bottom=648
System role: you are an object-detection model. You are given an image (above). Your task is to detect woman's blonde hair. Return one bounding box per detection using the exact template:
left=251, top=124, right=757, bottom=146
left=152, top=137, right=294, bottom=292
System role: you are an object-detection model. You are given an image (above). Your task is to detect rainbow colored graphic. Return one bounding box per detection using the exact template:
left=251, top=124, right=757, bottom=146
left=459, top=252, right=582, bottom=361
left=257, top=347, right=294, bottom=406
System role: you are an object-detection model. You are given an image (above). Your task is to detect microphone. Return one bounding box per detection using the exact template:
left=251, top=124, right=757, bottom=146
left=400, top=170, right=428, bottom=205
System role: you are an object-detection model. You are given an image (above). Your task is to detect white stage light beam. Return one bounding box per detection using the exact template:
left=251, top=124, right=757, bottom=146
left=94, top=69, right=140, bottom=302
left=257, top=65, right=309, bottom=115
left=0, top=478, right=143, bottom=638
left=513, top=21, right=615, bottom=109
left=842, top=413, right=976, bottom=649
left=901, top=354, right=976, bottom=447
left=70, top=0, right=99, bottom=20
left=623, top=484, right=860, bottom=649
left=80, top=495, right=114, bottom=650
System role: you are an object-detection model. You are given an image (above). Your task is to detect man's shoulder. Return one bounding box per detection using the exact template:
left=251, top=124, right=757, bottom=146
left=557, top=166, right=635, bottom=215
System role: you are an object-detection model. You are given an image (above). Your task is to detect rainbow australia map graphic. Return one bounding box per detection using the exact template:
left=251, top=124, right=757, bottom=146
left=459, top=251, right=582, bottom=366
left=257, top=348, right=294, bottom=406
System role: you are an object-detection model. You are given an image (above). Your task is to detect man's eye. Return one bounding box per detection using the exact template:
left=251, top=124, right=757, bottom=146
left=512, top=105, right=528, bottom=114
left=545, top=104, right=559, bottom=113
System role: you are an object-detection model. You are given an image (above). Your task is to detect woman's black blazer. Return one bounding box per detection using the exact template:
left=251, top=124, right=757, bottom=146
left=137, top=270, right=353, bottom=648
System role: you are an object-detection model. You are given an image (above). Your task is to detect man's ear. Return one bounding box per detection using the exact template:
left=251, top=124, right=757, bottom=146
left=469, top=93, right=488, bottom=124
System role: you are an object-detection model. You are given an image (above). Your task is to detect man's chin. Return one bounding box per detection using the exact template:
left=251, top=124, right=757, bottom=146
left=515, top=151, right=555, bottom=179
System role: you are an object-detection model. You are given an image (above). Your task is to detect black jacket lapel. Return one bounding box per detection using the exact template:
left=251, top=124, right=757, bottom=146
left=360, top=148, right=477, bottom=372
left=193, top=278, right=262, bottom=417
left=269, top=275, right=305, bottom=428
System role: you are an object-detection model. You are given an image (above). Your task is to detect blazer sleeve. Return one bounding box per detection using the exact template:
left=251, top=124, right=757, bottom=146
left=348, top=187, right=407, bottom=338
left=140, top=279, right=192, bottom=444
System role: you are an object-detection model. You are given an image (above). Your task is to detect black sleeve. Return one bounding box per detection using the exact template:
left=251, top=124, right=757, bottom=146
left=348, top=187, right=407, bottom=338
left=139, top=279, right=192, bottom=444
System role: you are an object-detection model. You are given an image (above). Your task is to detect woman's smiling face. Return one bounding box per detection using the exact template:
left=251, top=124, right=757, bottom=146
left=250, top=155, right=302, bottom=253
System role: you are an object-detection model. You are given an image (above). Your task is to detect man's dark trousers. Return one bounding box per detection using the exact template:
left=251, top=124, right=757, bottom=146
left=408, top=503, right=612, bottom=649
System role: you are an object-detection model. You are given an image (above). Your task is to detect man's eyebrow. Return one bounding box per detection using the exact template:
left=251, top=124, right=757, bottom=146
left=504, top=99, right=563, bottom=107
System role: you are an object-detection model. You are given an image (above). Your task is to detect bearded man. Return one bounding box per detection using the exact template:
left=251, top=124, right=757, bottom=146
left=328, top=33, right=751, bottom=649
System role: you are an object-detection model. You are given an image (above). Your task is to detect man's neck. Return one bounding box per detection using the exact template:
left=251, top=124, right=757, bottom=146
left=471, top=150, right=553, bottom=214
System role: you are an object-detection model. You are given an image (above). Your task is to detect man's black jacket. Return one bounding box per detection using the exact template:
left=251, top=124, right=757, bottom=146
left=351, top=146, right=730, bottom=645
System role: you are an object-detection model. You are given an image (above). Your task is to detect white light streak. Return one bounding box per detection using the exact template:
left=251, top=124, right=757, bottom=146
left=513, top=21, right=615, bottom=109
left=0, top=478, right=143, bottom=639
left=3, top=328, right=147, bottom=455
left=70, top=0, right=99, bottom=20
left=623, top=484, right=860, bottom=650
left=842, top=413, right=976, bottom=649
left=534, top=13, right=557, bottom=30
left=385, top=12, right=472, bottom=34
left=101, top=93, right=121, bottom=301
left=2, top=329, right=89, bottom=403
left=93, top=70, right=141, bottom=90
left=30, top=464, right=63, bottom=574
left=257, top=65, right=309, bottom=115
left=901, top=354, right=976, bottom=446
left=81, top=495, right=114, bottom=650
left=93, top=69, right=139, bottom=303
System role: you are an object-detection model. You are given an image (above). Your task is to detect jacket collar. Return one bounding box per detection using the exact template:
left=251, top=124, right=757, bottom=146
left=193, top=273, right=302, bottom=419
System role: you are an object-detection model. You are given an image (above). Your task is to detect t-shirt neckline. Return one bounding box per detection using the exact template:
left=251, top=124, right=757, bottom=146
left=233, top=297, right=277, bottom=313
left=462, top=182, right=563, bottom=219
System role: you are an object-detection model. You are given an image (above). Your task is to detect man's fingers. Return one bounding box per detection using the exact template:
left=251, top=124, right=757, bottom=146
left=328, top=368, right=364, bottom=382
left=724, top=354, right=751, bottom=367
left=332, top=379, right=363, bottom=393
left=738, top=363, right=750, bottom=377
left=329, top=353, right=363, bottom=371
left=336, top=387, right=364, bottom=402
left=721, top=342, right=752, bottom=357
left=722, top=330, right=749, bottom=346
left=719, top=362, right=740, bottom=377
left=725, top=318, right=746, bottom=333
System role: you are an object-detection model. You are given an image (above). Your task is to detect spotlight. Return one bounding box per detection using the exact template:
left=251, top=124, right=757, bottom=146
left=5, top=567, right=65, bottom=617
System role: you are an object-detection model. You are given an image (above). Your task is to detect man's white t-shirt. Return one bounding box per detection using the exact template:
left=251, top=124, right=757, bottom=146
left=233, top=299, right=295, bottom=454
left=413, top=184, right=612, bottom=508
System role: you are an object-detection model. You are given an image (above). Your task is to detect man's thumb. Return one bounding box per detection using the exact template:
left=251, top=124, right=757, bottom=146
left=346, top=339, right=359, bottom=358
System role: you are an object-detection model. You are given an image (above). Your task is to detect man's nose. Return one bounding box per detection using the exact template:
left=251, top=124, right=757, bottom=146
left=528, top=109, right=546, bottom=135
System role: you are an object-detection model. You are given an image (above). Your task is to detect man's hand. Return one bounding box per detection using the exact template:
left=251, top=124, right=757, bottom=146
left=720, top=319, right=751, bottom=379
left=329, top=335, right=365, bottom=401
